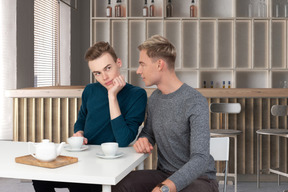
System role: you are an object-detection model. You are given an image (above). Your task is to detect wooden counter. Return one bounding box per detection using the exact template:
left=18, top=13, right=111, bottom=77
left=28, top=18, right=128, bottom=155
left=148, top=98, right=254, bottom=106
left=6, top=86, right=288, bottom=98
left=5, top=87, right=288, bottom=177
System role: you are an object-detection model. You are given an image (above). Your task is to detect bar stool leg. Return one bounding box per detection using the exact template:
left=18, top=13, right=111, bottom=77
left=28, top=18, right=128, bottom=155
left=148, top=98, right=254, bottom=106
left=278, top=137, right=281, bottom=186
left=224, top=160, right=228, bottom=192
left=234, top=136, right=237, bottom=192
left=257, top=133, right=260, bottom=188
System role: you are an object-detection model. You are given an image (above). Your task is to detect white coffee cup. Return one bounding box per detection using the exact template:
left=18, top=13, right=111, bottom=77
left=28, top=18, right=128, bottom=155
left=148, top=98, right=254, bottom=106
left=101, top=142, right=118, bottom=156
left=67, top=136, right=84, bottom=150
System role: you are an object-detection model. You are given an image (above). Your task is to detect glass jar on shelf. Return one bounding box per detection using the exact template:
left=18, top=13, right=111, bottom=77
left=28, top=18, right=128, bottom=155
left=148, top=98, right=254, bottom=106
left=283, top=81, right=288, bottom=88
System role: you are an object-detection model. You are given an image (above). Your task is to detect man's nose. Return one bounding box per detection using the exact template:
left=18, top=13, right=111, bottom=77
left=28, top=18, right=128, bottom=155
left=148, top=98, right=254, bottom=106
left=102, top=72, right=108, bottom=79
left=136, top=66, right=141, bottom=74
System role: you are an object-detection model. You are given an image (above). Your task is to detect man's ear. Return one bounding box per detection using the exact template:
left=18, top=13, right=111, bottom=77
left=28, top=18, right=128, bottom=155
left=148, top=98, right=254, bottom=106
left=116, top=58, right=122, bottom=68
left=157, top=59, right=165, bottom=71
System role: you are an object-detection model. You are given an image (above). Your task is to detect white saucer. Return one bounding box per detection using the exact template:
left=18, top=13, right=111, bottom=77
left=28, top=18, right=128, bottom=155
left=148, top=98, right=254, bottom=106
left=95, top=152, right=124, bottom=159
left=64, top=145, right=89, bottom=152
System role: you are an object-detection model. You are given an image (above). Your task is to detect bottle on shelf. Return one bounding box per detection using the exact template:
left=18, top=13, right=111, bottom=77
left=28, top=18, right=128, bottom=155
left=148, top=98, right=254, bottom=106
left=275, top=2, right=279, bottom=17
left=228, top=81, right=231, bottom=88
left=257, top=0, right=261, bottom=17
left=261, top=0, right=267, bottom=17
left=143, top=0, right=148, bottom=17
left=248, top=0, right=253, bottom=17
left=166, top=0, right=173, bottom=17
left=249, top=0, right=260, bottom=17
left=150, top=0, right=155, bottom=17
left=222, top=81, right=225, bottom=88
left=210, top=81, right=213, bottom=88
left=203, top=81, right=206, bottom=88
left=115, top=0, right=122, bottom=17
left=285, top=0, right=288, bottom=17
left=190, top=0, right=197, bottom=17
left=106, top=0, right=112, bottom=17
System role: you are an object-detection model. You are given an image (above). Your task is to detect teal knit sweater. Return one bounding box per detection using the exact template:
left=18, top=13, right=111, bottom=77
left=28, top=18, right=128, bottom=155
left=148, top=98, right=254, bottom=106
left=74, top=83, right=147, bottom=147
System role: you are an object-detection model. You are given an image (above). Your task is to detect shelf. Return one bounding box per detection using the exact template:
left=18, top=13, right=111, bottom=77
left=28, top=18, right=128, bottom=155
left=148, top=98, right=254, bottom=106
left=129, top=0, right=163, bottom=17
left=200, top=71, right=233, bottom=88
left=271, top=71, right=288, bottom=88
left=236, top=71, right=268, bottom=88
left=176, top=71, right=198, bottom=88
left=92, top=0, right=288, bottom=19
left=200, top=0, right=233, bottom=17
left=91, top=0, right=288, bottom=88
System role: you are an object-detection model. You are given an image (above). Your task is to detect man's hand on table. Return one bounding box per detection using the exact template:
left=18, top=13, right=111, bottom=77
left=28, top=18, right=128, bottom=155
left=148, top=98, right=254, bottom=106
left=73, top=131, right=88, bottom=145
left=133, top=137, right=153, bottom=154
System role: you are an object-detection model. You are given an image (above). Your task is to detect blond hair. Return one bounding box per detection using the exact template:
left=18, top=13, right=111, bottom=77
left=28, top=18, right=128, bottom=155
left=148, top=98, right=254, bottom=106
left=138, top=35, right=176, bottom=69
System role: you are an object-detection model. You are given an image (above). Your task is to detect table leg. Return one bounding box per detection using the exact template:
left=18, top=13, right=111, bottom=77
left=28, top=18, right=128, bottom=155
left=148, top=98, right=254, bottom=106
left=137, top=161, right=144, bottom=170
left=257, top=133, right=260, bottom=188
left=102, top=185, right=111, bottom=192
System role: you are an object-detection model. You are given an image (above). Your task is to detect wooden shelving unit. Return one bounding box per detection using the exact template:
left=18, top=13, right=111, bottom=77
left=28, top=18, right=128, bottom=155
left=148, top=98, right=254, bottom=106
left=91, top=0, right=288, bottom=88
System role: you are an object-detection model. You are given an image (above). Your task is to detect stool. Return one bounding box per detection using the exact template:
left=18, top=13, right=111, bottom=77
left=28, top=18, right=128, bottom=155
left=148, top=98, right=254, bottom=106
left=256, top=105, right=288, bottom=188
left=210, top=103, right=242, bottom=192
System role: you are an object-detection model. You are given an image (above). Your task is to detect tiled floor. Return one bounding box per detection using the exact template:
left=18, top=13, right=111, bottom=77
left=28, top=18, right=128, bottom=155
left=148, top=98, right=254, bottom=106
left=0, top=178, right=68, bottom=192
left=222, top=182, right=288, bottom=192
left=1, top=178, right=288, bottom=192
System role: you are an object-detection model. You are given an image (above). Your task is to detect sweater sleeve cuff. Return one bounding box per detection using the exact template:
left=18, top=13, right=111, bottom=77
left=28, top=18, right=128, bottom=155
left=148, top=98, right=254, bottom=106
left=110, top=115, right=126, bottom=135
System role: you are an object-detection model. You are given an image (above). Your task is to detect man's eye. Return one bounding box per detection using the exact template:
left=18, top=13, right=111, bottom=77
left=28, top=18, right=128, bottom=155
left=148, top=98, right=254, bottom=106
left=106, top=66, right=111, bottom=71
left=94, top=72, right=100, bottom=76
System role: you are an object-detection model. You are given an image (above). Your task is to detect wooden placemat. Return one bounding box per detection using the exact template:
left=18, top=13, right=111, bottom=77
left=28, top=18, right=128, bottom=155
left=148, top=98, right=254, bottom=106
left=15, top=155, right=78, bottom=168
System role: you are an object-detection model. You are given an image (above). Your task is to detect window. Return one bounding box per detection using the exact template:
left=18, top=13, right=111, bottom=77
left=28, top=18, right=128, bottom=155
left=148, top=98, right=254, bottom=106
left=34, top=0, right=59, bottom=87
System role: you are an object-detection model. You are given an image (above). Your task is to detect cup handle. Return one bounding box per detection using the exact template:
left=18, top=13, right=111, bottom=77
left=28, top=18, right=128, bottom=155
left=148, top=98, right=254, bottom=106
left=28, top=142, right=37, bottom=158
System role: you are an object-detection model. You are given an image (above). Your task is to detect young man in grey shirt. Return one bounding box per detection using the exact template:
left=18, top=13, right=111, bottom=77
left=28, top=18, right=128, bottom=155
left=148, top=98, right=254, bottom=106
left=113, top=35, right=218, bottom=192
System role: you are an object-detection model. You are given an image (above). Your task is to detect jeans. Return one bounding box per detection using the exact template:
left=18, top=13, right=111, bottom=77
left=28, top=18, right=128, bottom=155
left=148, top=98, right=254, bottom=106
left=112, top=170, right=219, bottom=192
left=32, top=180, right=102, bottom=192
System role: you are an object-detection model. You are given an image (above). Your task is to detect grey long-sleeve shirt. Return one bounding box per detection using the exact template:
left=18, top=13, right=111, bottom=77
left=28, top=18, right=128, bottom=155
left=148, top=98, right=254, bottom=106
left=139, top=83, right=216, bottom=191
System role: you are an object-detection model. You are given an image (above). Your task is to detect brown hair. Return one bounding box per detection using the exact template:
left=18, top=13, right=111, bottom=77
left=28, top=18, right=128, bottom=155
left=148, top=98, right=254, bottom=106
left=138, top=35, right=176, bottom=69
left=84, top=41, right=117, bottom=62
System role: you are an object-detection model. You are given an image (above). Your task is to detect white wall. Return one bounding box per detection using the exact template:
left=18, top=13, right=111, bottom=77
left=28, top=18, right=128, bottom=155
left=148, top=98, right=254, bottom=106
left=0, top=0, right=17, bottom=140
left=60, top=1, right=71, bottom=86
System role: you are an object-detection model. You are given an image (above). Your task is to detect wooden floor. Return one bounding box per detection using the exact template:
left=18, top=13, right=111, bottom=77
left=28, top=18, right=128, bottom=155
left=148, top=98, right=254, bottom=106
left=1, top=178, right=288, bottom=192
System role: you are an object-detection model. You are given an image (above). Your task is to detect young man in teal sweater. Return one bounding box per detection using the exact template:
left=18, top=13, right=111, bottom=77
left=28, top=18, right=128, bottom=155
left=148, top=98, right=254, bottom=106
left=73, top=42, right=147, bottom=147
left=32, top=42, right=147, bottom=192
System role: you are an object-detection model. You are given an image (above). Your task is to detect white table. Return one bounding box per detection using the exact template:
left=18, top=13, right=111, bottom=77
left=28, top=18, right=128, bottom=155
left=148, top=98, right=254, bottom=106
left=0, top=141, right=148, bottom=192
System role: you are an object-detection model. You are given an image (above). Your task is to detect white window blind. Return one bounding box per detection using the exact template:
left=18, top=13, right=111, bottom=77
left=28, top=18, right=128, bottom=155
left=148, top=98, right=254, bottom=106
left=34, top=0, right=59, bottom=87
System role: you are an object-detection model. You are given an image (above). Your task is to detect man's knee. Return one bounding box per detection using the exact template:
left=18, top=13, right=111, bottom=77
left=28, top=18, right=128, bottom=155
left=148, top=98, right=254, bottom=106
left=113, top=172, right=138, bottom=192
